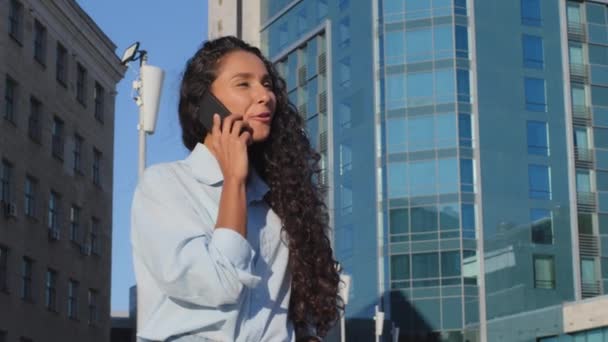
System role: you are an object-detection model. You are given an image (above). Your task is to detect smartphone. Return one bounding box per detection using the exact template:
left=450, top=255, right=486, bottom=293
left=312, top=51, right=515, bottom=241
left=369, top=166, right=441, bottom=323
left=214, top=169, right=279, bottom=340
left=196, top=91, right=231, bottom=131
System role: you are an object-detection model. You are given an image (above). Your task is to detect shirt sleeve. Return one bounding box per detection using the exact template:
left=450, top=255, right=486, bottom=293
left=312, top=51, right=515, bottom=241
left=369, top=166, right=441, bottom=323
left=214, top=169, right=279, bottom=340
left=131, top=165, right=261, bottom=307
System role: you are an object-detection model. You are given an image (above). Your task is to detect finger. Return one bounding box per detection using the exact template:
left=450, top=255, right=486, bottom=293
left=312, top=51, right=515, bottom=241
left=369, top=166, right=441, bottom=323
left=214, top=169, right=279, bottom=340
left=239, top=130, right=252, bottom=145
left=231, top=120, right=244, bottom=137
left=211, top=114, right=221, bottom=137
left=222, top=114, right=243, bottom=135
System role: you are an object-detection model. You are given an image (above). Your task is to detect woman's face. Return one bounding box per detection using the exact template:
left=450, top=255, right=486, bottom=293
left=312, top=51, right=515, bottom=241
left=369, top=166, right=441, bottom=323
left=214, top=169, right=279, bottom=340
left=210, top=50, right=277, bottom=143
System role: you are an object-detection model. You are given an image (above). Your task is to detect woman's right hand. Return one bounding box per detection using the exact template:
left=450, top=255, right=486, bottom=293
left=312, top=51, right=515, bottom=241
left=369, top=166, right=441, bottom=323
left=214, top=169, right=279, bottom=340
left=206, top=113, right=252, bottom=184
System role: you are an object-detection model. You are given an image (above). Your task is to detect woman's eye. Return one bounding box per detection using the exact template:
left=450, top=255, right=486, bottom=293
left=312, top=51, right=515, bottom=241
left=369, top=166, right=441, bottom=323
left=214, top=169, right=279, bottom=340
left=263, top=82, right=273, bottom=88
left=237, top=82, right=249, bottom=87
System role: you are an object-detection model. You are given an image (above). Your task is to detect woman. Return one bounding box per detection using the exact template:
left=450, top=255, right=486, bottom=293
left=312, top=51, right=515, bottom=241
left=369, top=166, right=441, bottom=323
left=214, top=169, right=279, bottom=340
left=131, top=36, right=342, bottom=341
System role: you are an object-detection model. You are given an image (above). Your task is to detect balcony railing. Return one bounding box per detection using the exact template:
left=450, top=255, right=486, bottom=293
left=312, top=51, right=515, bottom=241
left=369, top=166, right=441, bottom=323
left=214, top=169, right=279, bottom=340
left=572, top=105, right=592, bottom=125
left=569, top=63, right=588, bottom=82
left=574, top=147, right=594, bottom=168
left=581, top=281, right=601, bottom=299
left=567, top=21, right=586, bottom=41
left=577, top=191, right=597, bottom=212
left=578, top=233, right=599, bottom=256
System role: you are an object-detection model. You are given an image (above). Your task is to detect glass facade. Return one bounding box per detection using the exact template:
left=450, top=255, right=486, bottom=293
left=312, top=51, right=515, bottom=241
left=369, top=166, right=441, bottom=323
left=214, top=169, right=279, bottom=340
left=261, top=0, right=608, bottom=340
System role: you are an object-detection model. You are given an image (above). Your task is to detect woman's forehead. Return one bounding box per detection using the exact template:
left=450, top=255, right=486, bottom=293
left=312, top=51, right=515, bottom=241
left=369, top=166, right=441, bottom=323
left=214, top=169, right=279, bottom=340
left=216, top=51, right=268, bottom=79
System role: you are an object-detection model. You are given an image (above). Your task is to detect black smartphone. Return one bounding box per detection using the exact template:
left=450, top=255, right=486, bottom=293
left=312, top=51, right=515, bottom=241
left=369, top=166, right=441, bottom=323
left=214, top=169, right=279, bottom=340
left=196, top=91, right=231, bottom=131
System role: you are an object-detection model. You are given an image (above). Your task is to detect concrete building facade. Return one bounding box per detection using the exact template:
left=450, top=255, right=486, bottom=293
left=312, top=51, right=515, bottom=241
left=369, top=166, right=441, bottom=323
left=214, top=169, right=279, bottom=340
left=0, top=0, right=124, bottom=341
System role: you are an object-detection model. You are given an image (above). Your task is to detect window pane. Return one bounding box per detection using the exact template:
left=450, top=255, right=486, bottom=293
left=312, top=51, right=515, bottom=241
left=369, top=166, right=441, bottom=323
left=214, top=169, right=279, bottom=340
left=388, top=162, right=408, bottom=198
left=409, top=160, right=436, bottom=196
left=440, top=203, right=460, bottom=231
left=531, top=208, right=553, bottom=244
left=391, top=254, right=410, bottom=280
left=534, top=255, right=555, bottom=289
left=387, top=117, right=407, bottom=153
left=527, top=121, right=548, bottom=155
left=435, top=68, right=455, bottom=104
left=385, top=31, right=405, bottom=62
left=597, top=171, right=608, bottom=191
left=390, top=208, right=409, bottom=234
left=524, top=77, right=546, bottom=111
left=523, top=34, right=543, bottom=69
left=412, top=253, right=439, bottom=279
left=578, top=213, right=593, bottom=235
left=386, top=74, right=406, bottom=110
left=411, top=206, right=438, bottom=233
left=406, top=28, right=433, bottom=63
left=581, top=258, right=597, bottom=284
left=434, top=25, right=453, bottom=59
left=407, top=72, right=433, bottom=107
left=407, top=115, right=434, bottom=151
left=528, top=165, right=551, bottom=199
left=592, top=86, right=608, bottom=107
left=521, top=0, right=541, bottom=26
left=595, top=128, right=608, bottom=148
left=438, top=158, right=458, bottom=194
left=441, top=251, right=461, bottom=277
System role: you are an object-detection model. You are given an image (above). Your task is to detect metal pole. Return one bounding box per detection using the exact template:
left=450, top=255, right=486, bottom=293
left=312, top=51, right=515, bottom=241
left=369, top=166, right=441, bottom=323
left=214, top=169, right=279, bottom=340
left=340, top=315, right=346, bottom=342
left=137, top=56, right=148, bottom=179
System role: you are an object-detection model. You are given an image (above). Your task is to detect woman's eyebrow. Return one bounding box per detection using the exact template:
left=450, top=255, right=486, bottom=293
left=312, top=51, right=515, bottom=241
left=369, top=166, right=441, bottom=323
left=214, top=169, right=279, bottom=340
left=230, top=72, right=270, bottom=80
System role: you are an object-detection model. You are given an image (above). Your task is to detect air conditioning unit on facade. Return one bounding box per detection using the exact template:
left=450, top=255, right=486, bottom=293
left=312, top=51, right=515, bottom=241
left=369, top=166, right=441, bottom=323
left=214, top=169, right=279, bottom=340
left=3, top=201, right=17, bottom=218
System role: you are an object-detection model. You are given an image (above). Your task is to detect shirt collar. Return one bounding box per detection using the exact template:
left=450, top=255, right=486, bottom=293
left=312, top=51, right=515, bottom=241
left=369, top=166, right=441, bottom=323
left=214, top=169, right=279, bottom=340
left=185, top=143, right=270, bottom=203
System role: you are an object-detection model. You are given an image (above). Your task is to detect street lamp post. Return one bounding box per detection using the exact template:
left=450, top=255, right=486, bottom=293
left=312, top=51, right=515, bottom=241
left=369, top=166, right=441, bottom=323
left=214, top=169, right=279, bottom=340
left=120, top=42, right=165, bottom=179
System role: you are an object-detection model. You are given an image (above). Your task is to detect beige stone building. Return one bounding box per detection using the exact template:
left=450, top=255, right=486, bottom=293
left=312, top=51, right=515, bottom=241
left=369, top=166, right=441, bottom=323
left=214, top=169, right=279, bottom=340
left=207, top=0, right=261, bottom=47
left=0, top=0, right=124, bottom=341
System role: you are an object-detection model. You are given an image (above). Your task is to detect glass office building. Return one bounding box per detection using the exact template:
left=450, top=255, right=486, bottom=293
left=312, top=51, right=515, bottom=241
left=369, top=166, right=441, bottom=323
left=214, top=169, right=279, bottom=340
left=258, top=0, right=608, bottom=341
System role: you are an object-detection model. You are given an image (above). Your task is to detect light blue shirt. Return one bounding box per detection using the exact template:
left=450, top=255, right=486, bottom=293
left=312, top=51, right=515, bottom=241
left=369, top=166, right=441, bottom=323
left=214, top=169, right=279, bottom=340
left=131, top=143, right=294, bottom=342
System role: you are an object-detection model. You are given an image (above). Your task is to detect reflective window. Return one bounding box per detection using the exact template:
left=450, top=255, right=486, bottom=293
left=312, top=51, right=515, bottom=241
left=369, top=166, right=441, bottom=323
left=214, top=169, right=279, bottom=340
left=339, top=57, right=351, bottom=88
left=386, top=74, right=406, bottom=110
left=589, top=44, right=608, bottom=66
left=434, top=25, right=454, bottom=60
left=412, top=253, right=439, bottom=279
left=459, top=114, right=472, bottom=147
left=533, top=255, right=555, bottom=289
left=457, top=69, right=470, bottom=102
left=391, top=254, right=410, bottom=280
left=524, top=77, right=546, bottom=112
left=531, top=208, right=553, bottom=244
left=576, top=169, right=591, bottom=193
left=385, top=31, right=405, bottom=65
left=592, top=85, right=608, bottom=107
left=570, top=43, right=584, bottom=66
left=339, top=143, right=352, bottom=175
left=341, top=185, right=353, bottom=215
left=571, top=83, right=586, bottom=108
left=455, top=26, right=468, bottom=58
left=581, top=258, right=598, bottom=284
left=441, top=251, right=461, bottom=277
left=438, top=158, right=458, bottom=194
left=338, top=17, right=350, bottom=48
left=409, top=160, right=436, bottom=197
left=411, top=206, right=438, bottom=233
left=406, top=28, right=433, bottom=63
left=528, top=164, right=551, bottom=199
left=527, top=121, right=548, bottom=155
left=388, top=162, right=408, bottom=198
left=407, top=115, right=434, bottom=151
left=461, top=205, right=475, bottom=239
left=521, top=0, right=542, bottom=26
left=384, top=0, right=403, bottom=14
left=595, top=128, right=608, bottom=148
left=390, top=208, right=409, bottom=235
left=586, top=3, right=607, bottom=25
left=460, top=159, right=474, bottom=193
left=387, top=117, right=407, bottom=153
left=440, top=203, right=460, bottom=231
left=435, top=68, right=456, bottom=104
left=567, top=2, right=582, bottom=24
left=407, top=72, right=433, bottom=107
left=436, top=113, right=457, bottom=149
left=522, top=34, right=543, bottom=69
left=597, top=171, right=608, bottom=191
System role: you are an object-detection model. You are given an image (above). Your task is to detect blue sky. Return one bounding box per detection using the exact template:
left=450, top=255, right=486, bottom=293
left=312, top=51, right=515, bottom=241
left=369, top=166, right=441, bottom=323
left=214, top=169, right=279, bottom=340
left=76, top=0, right=209, bottom=312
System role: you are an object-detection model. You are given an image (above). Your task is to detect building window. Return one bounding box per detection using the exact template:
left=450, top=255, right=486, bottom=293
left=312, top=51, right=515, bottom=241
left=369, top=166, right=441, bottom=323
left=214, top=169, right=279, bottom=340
left=52, top=117, right=64, bottom=160
left=73, top=135, right=83, bottom=174
left=529, top=165, right=551, bottom=199
left=339, top=143, right=352, bottom=175
left=56, top=43, right=68, bottom=86
left=48, top=191, right=60, bottom=234
left=70, top=205, right=80, bottom=243
left=521, top=0, right=541, bottom=26
left=390, top=254, right=410, bottom=286
left=1, top=160, right=13, bottom=204
left=412, top=253, right=439, bottom=285
left=581, top=258, right=598, bottom=286
left=21, top=257, right=32, bottom=301
left=88, top=289, right=98, bottom=324
left=45, top=269, right=57, bottom=311
left=531, top=208, right=553, bottom=244
left=24, top=176, right=36, bottom=218
left=534, top=255, right=555, bottom=289
left=4, top=76, right=17, bottom=123
left=524, top=77, right=546, bottom=112
left=29, top=97, right=42, bottom=142
left=34, top=20, right=47, bottom=64
left=441, top=251, right=462, bottom=278
left=527, top=121, right=548, bottom=155
left=93, top=148, right=101, bottom=186
left=68, top=279, right=79, bottom=319
left=338, top=17, right=350, bottom=48
left=522, top=34, right=543, bottom=69
left=91, top=217, right=100, bottom=255
left=94, top=82, right=105, bottom=123
left=76, top=64, right=87, bottom=105
left=8, top=0, right=24, bottom=42
left=0, top=246, right=8, bottom=292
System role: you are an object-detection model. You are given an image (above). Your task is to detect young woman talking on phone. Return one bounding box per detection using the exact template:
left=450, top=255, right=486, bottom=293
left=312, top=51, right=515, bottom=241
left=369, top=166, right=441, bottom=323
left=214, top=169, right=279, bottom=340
left=131, top=36, right=342, bottom=342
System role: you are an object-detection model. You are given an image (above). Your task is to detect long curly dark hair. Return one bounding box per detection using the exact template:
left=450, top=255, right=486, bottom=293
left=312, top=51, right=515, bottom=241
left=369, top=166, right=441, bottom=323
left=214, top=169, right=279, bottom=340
left=178, top=36, right=342, bottom=337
